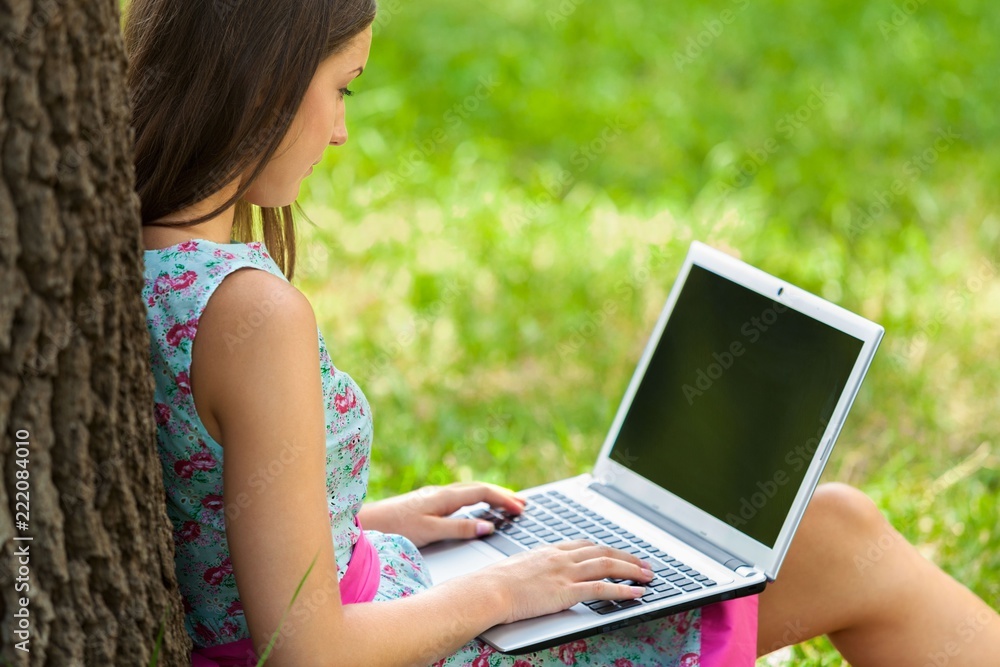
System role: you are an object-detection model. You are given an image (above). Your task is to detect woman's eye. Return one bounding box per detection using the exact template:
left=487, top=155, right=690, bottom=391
left=339, top=87, right=354, bottom=98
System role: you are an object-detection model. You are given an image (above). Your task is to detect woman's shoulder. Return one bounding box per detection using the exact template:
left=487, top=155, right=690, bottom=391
left=190, top=264, right=319, bottom=427
left=201, top=264, right=313, bottom=334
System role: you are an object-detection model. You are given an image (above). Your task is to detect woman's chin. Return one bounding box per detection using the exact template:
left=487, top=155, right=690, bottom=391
left=244, top=182, right=301, bottom=209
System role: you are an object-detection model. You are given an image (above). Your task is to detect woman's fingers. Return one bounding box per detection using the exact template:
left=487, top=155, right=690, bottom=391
left=472, top=482, right=528, bottom=512
left=439, top=482, right=526, bottom=515
left=425, top=516, right=496, bottom=542
left=572, top=578, right=647, bottom=602
left=564, top=548, right=653, bottom=603
left=544, top=541, right=653, bottom=603
left=573, top=554, right=654, bottom=584
left=552, top=541, right=649, bottom=570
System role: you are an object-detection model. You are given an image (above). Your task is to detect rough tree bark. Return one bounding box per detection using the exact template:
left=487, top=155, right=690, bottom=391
left=0, top=0, right=190, bottom=664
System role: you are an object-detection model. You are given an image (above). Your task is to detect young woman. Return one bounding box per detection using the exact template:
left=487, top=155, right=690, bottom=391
left=128, top=1, right=1000, bottom=665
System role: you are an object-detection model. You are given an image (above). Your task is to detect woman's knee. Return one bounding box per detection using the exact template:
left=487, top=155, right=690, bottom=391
left=805, top=482, right=888, bottom=541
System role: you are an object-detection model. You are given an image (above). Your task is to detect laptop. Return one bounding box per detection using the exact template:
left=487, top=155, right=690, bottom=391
left=419, top=240, right=884, bottom=654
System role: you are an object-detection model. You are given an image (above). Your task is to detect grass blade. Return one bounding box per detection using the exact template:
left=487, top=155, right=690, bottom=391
left=255, top=550, right=320, bottom=666
left=148, top=603, right=169, bottom=667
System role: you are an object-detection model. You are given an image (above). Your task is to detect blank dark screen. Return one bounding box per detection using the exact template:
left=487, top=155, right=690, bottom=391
left=608, top=265, right=864, bottom=547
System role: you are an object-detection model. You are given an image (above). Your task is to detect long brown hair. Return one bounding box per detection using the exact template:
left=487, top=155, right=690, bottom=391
left=124, top=0, right=377, bottom=280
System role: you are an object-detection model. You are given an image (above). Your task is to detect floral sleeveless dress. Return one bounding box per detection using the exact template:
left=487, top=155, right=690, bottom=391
left=143, top=238, right=704, bottom=665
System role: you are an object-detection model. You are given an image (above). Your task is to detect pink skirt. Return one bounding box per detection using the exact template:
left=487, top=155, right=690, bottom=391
left=701, top=594, right=760, bottom=666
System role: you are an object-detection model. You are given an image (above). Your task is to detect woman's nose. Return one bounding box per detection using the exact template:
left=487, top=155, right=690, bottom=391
left=331, top=118, right=348, bottom=147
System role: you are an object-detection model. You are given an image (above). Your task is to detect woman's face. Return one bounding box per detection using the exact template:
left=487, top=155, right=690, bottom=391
left=244, top=26, right=372, bottom=207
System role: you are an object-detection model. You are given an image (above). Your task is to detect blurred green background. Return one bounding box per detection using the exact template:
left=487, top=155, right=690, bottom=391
left=294, top=0, right=999, bottom=663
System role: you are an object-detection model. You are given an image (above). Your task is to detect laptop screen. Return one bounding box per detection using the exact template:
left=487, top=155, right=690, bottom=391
left=607, top=264, right=864, bottom=548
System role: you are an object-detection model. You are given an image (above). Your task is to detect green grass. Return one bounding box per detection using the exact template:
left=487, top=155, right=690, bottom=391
left=294, top=0, right=1000, bottom=663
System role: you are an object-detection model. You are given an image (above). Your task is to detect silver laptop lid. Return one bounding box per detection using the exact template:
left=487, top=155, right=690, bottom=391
left=591, top=241, right=884, bottom=580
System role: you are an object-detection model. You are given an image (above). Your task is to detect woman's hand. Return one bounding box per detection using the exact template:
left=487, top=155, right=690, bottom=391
left=357, top=482, right=527, bottom=548
left=480, top=540, right=655, bottom=624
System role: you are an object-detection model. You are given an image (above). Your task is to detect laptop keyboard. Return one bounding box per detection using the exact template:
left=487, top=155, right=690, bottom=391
left=468, top=489, right=718, bottom=615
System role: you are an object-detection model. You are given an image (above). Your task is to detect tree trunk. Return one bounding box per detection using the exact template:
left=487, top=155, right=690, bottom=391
left=0, top=0, right=191, bottom=664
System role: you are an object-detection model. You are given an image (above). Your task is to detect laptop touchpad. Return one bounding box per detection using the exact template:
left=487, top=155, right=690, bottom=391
left=421, top=539, right=506, bottom=585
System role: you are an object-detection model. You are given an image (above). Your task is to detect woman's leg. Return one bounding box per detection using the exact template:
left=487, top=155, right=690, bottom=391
left=757, top=482, right=1000, bottom=666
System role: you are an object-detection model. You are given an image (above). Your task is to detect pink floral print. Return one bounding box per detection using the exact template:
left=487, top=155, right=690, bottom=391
left=174, top=459, right=195, bottom=479
left=166, top=318, right=198, bottom=347
left=334, top=385, right=358, bottom=413
left=176, top=370, right=191, bottom=395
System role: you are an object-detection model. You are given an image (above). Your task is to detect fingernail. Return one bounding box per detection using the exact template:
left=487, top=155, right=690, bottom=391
left=640, top=568, right=654, bottom=579
left=476, top=521, right=494, bottom=536
left=630, top=586, right=646, bottom=597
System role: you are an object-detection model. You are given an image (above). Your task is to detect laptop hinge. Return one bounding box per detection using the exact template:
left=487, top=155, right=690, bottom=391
left=588, top=482, right=753, bottom=573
